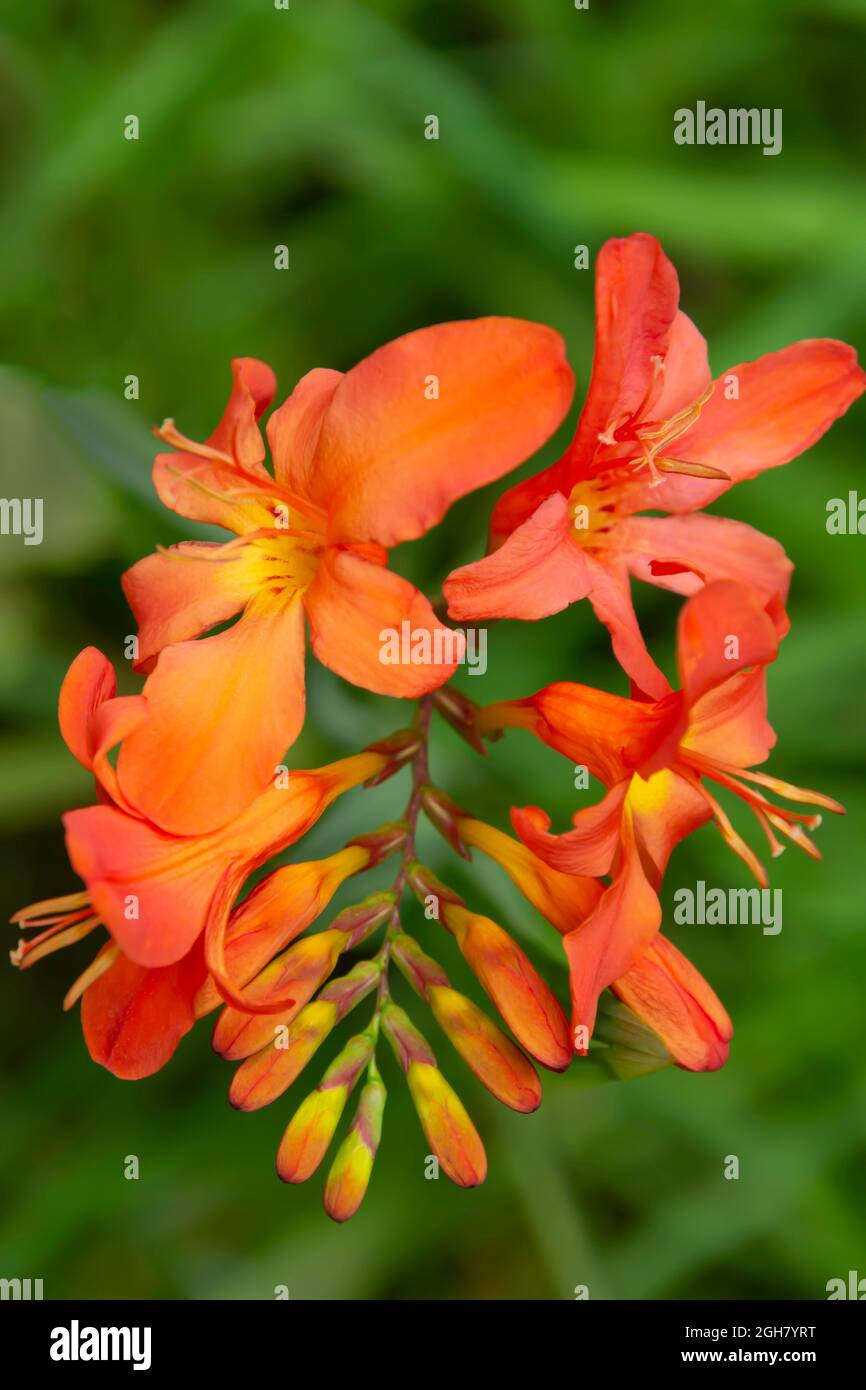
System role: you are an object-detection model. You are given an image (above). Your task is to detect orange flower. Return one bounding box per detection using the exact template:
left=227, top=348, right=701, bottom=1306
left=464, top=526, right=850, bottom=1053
left=11, top=648, right=394, bottom=1077
left=445, top=232, right=865, bottom=697
left=118, top=323, right=574, bottom=835
left=478, top=580, right=843, bottom=1044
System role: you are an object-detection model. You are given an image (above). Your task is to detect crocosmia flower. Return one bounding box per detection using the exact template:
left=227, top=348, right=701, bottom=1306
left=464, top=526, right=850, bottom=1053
left=445, top=232, right=865, bottom=697
left=11, top=648, right=398, bottom=1077
left=119, top=320, right=574, bottom=835
left=476, top=581, right=843, bottom=1043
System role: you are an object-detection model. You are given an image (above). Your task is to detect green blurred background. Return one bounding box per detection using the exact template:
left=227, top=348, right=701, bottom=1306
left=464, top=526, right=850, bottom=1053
left=1, top=0, right=865, bottom=1301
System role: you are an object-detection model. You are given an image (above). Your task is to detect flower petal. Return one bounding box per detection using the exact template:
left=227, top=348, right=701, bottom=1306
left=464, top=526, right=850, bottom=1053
left=676, top=339, right=866, bottom=487
left=682, top=665, right=775, bottom=768
left=511, top=784, right=629, bottom=877
left=208, top=357, right=277, bottom=471
left=584, top=554, right=671, bottom=699
left=81, top=939, right=208, bottom=1080
left=117, top=590, right=306, bottom=835
left=310, top=318, right=574, bottom=546
left=58, top=648, right=117, bottom=769
left=562, top=801, right=661, bottom=1041
left=676, top=580, right=780, bottom=708
left=122, top=541, right=266, bottom=671
left=618, top=512, right=793, bottom=605
left=266, top=367, right=342, bottom=495
left=305, top=547, right=457, bottom=696
left=567, top=233, right=680, bottom=476
left=63, top=804, right=240, bottom=967
left=612, top=933, right=732, bottom=1072
left=444, top=492, right=591, bottom=621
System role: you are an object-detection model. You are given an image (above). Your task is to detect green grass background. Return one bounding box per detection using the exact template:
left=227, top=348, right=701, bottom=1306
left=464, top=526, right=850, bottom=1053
left=1, top=0, right=865, bottom=1300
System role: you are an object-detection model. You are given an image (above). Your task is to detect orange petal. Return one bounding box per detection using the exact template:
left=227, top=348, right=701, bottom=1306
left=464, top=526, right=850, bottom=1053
left=305, top=547, right=458, bottom=696
left=566, top=233, right=680, bottom=476
left=208, top=357, right=277, bottom=471
left=81, top=939, right=208, bottom=1080
left=479, top=681, right=682, bottom=785
left=117, top=589, right=306, bottom=835
left=584, top=554, right=671, bottom=700
left=642, top=310, right=711, bottom=425
left=627, top=769, right=711, bottom=881
left=682, top=665, right=775, bottom=768
left=58, top=648, right=117, bottom=768
left=122, top=541, right=265, bottom=670
left=676, top=580, right=780, bottom=708
left=510, top=784, right=628, bottom=877
left=310, top=318, right=574, bottom=546
left=487, top=457, right=574, bottom=548
left=612, top=933, right=732, bottom=1072
left=459, top=816, right=604, bottom=930
left=444, top=492, right=591, bottom=621
left=266, top=367, right=342, bottom=495
left=677, top=339, right=866, bottom=488
left=152, top=450, right=286, bottom=536
left=562, top=801, right=662, bottom=1044
left=63, top=804, right=241, bottom=968
left=619, top=513, right=793, bottom=606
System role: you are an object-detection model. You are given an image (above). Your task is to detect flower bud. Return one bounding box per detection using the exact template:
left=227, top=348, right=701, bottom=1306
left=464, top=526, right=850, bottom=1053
left=323, top=1076, right=386, bottom=1222
left=363, top=727, right=422, bottom=786
left=443, top=904, right=571, bottom=1071
left=432, top=685, right=490, bottom=755
left=382, top=1002, right=486, bottom=1187
left=276, top=1032, right=374, bottom=1184
left=213, top=929, right=345, bottom=1061
left=420, top=786, right=472, bottom=860
left=212, top=892, right=395, bottom=1060
left=391, top=932, right=541, bottom=1113
left=428, top=985, right=541, bottom=1113
left=229, top=959, right=381, bottom=1112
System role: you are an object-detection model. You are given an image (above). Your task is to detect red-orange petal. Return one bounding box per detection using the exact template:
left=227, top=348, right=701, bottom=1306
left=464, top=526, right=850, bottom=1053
left=310, top=318, right=574, bottom=547
left=305, top=547, right=458, bottom=696
left=81, top=939, right=208, bottom=1080
left=444, top=492, right=591, bottom=621
left=676, top=580, right=780, bottom=709
left=117, top=589, right=306, bottom=835
left=612, top=933, right=732, bottom=1072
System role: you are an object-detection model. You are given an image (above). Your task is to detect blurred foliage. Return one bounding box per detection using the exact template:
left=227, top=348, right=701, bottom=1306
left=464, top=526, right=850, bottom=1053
left=1, top=0, right=865, bottom=1301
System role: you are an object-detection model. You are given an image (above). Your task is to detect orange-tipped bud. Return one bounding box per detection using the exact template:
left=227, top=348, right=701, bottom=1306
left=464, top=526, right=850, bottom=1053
left=382, top=1002, right=486, bottom=1187
left=406, top=1063, right=487, bottom=1188
left=444, top=904, right=571, bottom=1072
left=229, top=959, right=381, bottom=1112
left=391, top=932, right=541, bottom=1113
left=194, top=845, right=372, bottom=1017
left=213, top=929, right=345, bottom=1061
left=323, top=1076, right=386, bottom=1222
left=276, top=1032, right=374, bottom=1184
left=212, top=891, right=395, bottom=1060
left=428, top=986, right=541, bottom=1113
